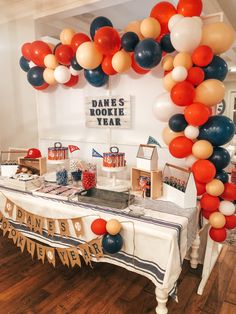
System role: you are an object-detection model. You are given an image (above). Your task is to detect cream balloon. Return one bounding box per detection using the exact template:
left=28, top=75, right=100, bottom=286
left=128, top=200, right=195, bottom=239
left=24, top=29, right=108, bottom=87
left=162, top=126, right=184, bottom=146
left=170, top=17, right=202, bottom=52
left=206, top=179, right=225, bottom=197
left=54, top=65, right=71, bottom=84
left=184, top=125, right=199, bottom=139
left=219, top=201, right=235, bottom=216
left=194, top=79, right=225, bottom=107
left=106, top=219, right=122, bottom=235
left=185, top=155, right=198, bottom=168
left=192, top=140, right=213, bottom=159
left=162, top=56, right=174, bottom=71
left=140, top=17, right=161, bottom=39
left=209, top=212, right=226, bottom=229
left=69, top=66, right=80, bottom=76
left=153, top=92, right=183, bottom=122
left=173, top=52, right=193, bottom=70
left=163, top=72, right=178, bottom=91
left=44, top=54, right=58, bottom=69
left=168, top=14, right=184, bottom=31
left=76, top=42, right=103, bottom=70
left=43, top=68, right=57, bottom=85
left=112, top=50, right=131, bottom=73
left=172, top=66, right=188, bottom=82
left=60, top=28, right=75, bottom=45
left=201, top=22, right=235, bottom=55
left=125, top=20, right=144, bottom=40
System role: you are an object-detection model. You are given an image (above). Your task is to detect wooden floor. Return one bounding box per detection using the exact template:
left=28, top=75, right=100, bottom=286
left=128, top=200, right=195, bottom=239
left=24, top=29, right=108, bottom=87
left=0, top=232, right=236, bottom=314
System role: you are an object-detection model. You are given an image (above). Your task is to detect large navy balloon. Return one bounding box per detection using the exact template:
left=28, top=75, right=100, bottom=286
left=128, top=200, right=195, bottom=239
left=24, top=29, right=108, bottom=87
left=169, top=114, right=188, bottom=132
left=90, top=16, right=113, bottom=40
left=121, top=32, right=139, bottom=52
left=208, top=147, right=230, bottom=171
left=71, top=56, right=83, bottom=71
left=27, top=66, right=45, bottom=86
left=215, top=170, right=229, bottom=183
left=198, top=116, right=235, bottom=146
left=102, top=234, right=123, bottom=254
left=160, top=34, right=175, bottom=53
left=134, top=39, right=162, bottom=69
left=19, top=56, right=30, bottom=72
left=203, top=56, right=228, bottom=81
left=84, top=65, right=108, bottom=87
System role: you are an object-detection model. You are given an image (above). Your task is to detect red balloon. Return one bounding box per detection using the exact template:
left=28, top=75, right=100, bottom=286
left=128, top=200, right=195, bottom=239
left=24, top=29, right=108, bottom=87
left=102, top=55, right=117, bottom=75
left=177, top=0, right=203, bottom=17
left=21, top=42, right=32, bottom=61
left=91, top=218, right=107, bottom=235
left=71, top=33, right=91, bottom=54
left=170, top=81, right=195, bottom=106
left=184, top=102, right=210, bottom=126
left=224, top=215, right=236, bottom=229
left=131, top=54, right=150, bottom=74
left=195, top=180, right=206, bottom=196
left=209, top=227, right=227, bottom=242
left=30, top=40, right=52, bottom=67
left=187, top=67, right=205, bottom=86
left=169, top=136, right=193, bottom=158
left=94, top=26, right=121, bottom=55
left=150, top=1, right=177, bottom=34
left=200, top=194, right=220, bottom=212
left=220, top=183, right=236, bottom=201
left=34, top=82, right=49, bottom=90
left=192, top=45, right=214, bottom=67
left=64, top=75, right=79, bottom=87
left=55, top=44, right=74, bottom=66
left=192, top=160, right=216, bottom=183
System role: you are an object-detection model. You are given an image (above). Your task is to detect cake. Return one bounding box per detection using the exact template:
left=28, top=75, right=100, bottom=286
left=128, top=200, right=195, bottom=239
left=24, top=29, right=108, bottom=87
left=103, top=146, right=126, bottom=168
left=48, top=142, right=68, bottom=160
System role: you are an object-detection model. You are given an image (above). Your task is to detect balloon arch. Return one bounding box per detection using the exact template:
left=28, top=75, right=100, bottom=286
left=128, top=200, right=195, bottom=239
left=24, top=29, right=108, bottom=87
left=20, top=0, right=236, bottom=242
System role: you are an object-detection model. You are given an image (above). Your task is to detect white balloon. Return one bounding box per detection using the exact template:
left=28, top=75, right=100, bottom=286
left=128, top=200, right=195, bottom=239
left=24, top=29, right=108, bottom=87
left=69, top=66, right=80, bottom=76
left=152, top=92, right=183, bottom=122
left=172, top=66, right=188, bottom=82
left=185, top=155, right=198, bottom=168
left=193, top=16, right=203, bottom=27
left=184, top=125, right=199, bottom=139
left=219, top=201, right=235, bottom=216
left=54, top=65, right=71, bottom=84
left=170, top=17, right=202, bottom=53
left=168, top=14, right=184, bottom=32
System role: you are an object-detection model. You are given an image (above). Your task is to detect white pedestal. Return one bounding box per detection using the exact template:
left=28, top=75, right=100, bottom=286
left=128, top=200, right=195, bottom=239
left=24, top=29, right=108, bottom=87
left=97, top=167, right=130, bottom=192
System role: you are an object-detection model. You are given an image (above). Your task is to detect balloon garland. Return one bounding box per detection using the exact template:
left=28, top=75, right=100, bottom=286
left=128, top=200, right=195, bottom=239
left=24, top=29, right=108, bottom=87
left=19, top=0, right=236, bottom=242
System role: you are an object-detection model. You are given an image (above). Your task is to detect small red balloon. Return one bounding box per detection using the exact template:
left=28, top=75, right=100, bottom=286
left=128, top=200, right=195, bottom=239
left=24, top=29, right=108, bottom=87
left=131, top=54, right=150, bottom=75
left=94, top=26, right=121, bottom=55
left=55, top=44, right=74, bottom=66
left=150, top=1, right=177, bottom=34
left=21, top=42, right=32, bottom=61
left=71, top=33, right=91, bottom=53
left=202, top=209, right=215, bottom=220
left=64, top=75, right=79, bottom=87
left=34, top=82, right=49, bottom=90
left=200, top=194, right=220, bottom=212
left=169, top=136, right=193, bottom=158
left=209, top=227, right=227, bottom=242
left=177, top=0, right=203, bottom=17
left=220, top=183, right=236, bottom=201
left=192, top=160, right=216, bottom=184
left=184, top=102, right=210, bottom=126
left=195, top=180, right=206, bottom=196
left=187, top=67, right=205, bottom=86
left=224, top=215, right=236, bottom=229
left=192, top=45, right=214, bottom=67
left=102, top=55, right=117, bottom=75
left=171, top=81, right=195, bottom=106
left=91, top=218, right=107, bottom=235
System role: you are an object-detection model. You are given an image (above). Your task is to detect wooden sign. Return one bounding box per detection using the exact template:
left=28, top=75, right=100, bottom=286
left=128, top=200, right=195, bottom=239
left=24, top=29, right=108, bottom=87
left=85, top=96, right=131, bottom=128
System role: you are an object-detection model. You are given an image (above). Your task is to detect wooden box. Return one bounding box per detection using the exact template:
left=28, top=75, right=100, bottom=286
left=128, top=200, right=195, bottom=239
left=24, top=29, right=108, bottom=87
left=131, top=167, right=162, bottom=199
left=136, top=144, right=158, bottom=171
left=18, top=157, right=47, bottom=175
left=0, top=150, right=27, bottom=177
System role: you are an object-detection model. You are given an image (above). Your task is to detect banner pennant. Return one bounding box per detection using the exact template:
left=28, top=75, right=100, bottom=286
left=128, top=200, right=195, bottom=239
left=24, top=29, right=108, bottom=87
left=147, top=136, right=161, bottom=147
left=68, top=145, right=80, bottom=153
left=92, top=149, right=103, bottom=158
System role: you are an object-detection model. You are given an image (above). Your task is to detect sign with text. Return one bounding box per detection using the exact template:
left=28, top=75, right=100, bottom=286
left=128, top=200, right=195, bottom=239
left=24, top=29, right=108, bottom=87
left=85, top=96, right=131, bottom=128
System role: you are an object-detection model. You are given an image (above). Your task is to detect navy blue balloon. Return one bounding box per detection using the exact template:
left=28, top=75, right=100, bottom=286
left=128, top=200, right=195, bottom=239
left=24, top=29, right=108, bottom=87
left=71, top=56, right=83, bottom=71
left=198, top=116, right=235, bottom=146
left=203, top=56, right=228, bottom=81
left=102, top=234, right=123, bottom=254
left=19, top=56, right=30, bottom=72
left=90, top=16, right=113, bottom=40
left=27, top=66, right=45, bottom=87
left=208, top=147, right=230, bottom=171
left=84, top=65, right=109, bottom=87
left=169, top=114, right=188, bottom=132
left=160, top=34, right=175, bottom=53
left=121, top=32, right=139, bottom=52
left=215, top=170, right=229, bottom=183
left=134, top=39, right=162, bottom=69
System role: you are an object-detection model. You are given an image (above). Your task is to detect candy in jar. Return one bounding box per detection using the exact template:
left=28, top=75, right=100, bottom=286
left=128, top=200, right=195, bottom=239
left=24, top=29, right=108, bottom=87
left=56, top=169, right=68, bottom=186
left=82, top=170, right=96, bottom=190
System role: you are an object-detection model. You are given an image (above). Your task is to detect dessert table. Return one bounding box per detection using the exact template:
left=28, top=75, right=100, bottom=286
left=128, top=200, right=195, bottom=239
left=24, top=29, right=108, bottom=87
left=0, top=185, right=198, bottom=314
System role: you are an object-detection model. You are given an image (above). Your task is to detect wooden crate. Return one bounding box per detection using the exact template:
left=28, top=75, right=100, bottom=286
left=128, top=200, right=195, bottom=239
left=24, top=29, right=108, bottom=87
left=131, top=167, right=162, bottom=199
left=18, top=157, right=47, bottom=175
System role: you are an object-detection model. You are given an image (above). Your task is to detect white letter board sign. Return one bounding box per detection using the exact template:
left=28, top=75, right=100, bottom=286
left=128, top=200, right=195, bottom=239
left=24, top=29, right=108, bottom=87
left=85, top=95, right=131, bottom=128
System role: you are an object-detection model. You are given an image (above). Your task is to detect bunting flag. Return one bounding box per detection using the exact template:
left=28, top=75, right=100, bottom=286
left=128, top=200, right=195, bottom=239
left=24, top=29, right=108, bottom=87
left=47, top=219, right=56, bottom=237
left=58, top=219, right=70, bottom=237
left=17, top=234, right=26, bottom=253
left=72, top=218, right=84, bottom=237
left=89, top=238, right=103, bottom=260
left=34, top=215, right=44, bottom=235
left=46, top=247, right=56, bottom=267
left=15, top=206, right=25, bottom=225
left=147, top=136, right=162, bottom=147
left=68, top=145, right=80, bottom=153
left=2, top=217, right=10, bottom=236
left=36, top=243, right=46, bottom=264
left=79, top=243, right=92, bottom=266
left=57, top=248, right=70, bottom=267
left=8, top=226, right=18, bottom=244
left=92, top=148, right=103, bottom=158
left=26, top=212, right=34, bottom=231
left=27, top=238, right=36, bottom=259
left=67, top=247, right=81, bottom=268
left=4, top=198, right=14, bottom=217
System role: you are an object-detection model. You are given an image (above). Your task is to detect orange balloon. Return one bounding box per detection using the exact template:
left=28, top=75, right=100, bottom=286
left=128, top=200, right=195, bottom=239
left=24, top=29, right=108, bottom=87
left=112, top=50, right=132, bottom=73
left=194, top=79, right=225, bottom=107
left=209, top=212, right=226, bottom=229
left=44, top=54, right=58, bottom=69
left=76, top=42, right=103, bottom=70
left=140, top=17, right=161, bottom=39
left=162, top=55, right=174, bottom=71
left=206, top=179, right=225, bottom=197
left=106, top=219, right=122, bottom=235
left=43, top=68, right=56, bottom=85
left=192, top=140, right=213, bottom=159
left=163, top=72, right=177, bottom=91
left=125, top=20, right=144, bottom=40
left=162, top=127, right=184, bottom=145
left=60, top=28, right=76, bottom=45
left=173, top=52, right=193, bottom=70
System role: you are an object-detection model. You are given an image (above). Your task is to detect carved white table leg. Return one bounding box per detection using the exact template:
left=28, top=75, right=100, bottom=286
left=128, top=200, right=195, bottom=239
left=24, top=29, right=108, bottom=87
left=190, top=233, right=200, bottom=269
left=155, top=287, right=168, bottom=314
